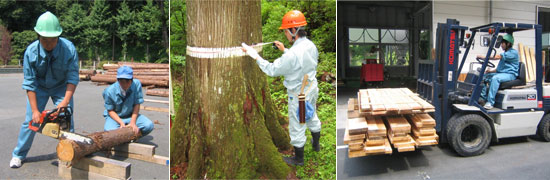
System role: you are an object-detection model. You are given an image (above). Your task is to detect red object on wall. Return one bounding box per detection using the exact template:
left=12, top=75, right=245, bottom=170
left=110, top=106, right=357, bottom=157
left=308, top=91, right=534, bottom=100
left=361, top=61, right=384, bottom=82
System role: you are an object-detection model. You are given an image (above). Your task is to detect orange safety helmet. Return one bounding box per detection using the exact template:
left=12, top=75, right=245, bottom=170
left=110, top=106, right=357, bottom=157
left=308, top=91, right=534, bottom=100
left=279, top=10, right=307, bottom=29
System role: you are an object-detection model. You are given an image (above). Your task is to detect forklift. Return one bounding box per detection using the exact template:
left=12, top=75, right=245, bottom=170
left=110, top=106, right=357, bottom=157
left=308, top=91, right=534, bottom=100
left=417, top=19, right=550, bottom=156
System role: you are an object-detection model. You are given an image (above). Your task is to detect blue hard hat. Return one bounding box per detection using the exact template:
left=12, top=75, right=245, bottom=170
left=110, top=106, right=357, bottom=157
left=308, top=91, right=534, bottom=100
left=117, top=66, right=133, bottom=79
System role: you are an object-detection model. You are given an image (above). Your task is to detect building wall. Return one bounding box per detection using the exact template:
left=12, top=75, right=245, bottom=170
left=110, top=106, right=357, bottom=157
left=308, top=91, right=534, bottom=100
left=433, top=0, right=550, bottom=73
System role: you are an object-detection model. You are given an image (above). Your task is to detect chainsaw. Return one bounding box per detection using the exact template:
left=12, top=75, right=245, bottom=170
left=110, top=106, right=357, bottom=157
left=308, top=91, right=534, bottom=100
left=28, top=107, right=92, bottom=144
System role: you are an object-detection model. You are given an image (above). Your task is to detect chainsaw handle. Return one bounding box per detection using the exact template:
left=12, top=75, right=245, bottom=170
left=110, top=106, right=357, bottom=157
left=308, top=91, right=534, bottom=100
left=28, top=111, right=47, bottom=132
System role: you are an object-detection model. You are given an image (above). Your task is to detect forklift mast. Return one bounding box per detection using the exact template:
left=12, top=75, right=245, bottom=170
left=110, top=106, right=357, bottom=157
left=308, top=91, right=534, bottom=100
left=417, top=19, right=545, bottom=138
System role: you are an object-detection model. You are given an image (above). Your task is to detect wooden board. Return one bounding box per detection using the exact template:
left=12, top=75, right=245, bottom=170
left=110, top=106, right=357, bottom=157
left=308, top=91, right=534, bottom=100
left=412, top=133, right=439, bottom=141
left=388, top=133, right=410, bottom=143
left=413, top=135, right=439, bottom=146
left=385, top=116, right=411, bottom=134
left=348, top=110, right=360, bottom=119
left=347, top=98, right=356, bottom=111
left=407, top=113, right=436, bottom=128
left=396, top=145, right=415, bottom=152
left=364, top=143, right=386, bottom=154
left=344, top=129, right=366, bottom=143
left=113, top=143, right=155, bottom=157
left=140, top=106, right=169, bottom=113
left=348, top=149, right=366, bottom=158
left=348, top=142, right=364, bottom=151
left=530, top=47, right=537, bottom=82
left=392, top=135, right=416, bottom=152
left=412, top=128, right=436, bottom=136
left=348, top=117, right=368, bottom=135
left=61, top=156, right=131, bottom=180
left=366, top=116, right=387, bottom=137
left=365, top=136, right=385, bottom=146
left=58, top=160, right=122, bottom=180
left=365, top=139, right=392, bottom=155
left=519, top=43, right=529, bottom=81
left=526, top=45, right=535, bottom=82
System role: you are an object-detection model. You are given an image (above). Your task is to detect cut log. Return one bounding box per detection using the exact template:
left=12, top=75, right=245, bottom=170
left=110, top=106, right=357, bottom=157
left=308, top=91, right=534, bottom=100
left=140, top=106, right=169, bottom=113
left=56, top=127, right=139, bottom=162
left=105, top=71, right=169, bottom=76
left=91, top=75, right=168, bottom=87
left=79, top=69, right=97, bottom=76
left=146, top=89, right=170, bottom=97
left=103, top=62, right=169, bottom=70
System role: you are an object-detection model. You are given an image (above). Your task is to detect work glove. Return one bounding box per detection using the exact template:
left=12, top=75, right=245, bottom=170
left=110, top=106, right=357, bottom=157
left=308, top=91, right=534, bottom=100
left=241, top=43, right=260, bottom=60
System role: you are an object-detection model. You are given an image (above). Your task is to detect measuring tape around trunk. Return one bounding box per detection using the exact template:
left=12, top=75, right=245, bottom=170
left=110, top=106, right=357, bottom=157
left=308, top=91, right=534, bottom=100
left=186, top=42, right=273, bottom=59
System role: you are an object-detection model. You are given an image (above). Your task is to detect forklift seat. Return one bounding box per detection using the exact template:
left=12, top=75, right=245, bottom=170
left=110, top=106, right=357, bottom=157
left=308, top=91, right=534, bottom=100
left=499, top=62, right=526, bottom=89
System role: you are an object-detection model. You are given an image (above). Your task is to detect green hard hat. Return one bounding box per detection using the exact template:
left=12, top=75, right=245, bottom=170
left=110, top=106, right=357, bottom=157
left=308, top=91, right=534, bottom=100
left=502, top=34, right=514, bottom=45
left=34, top=11, right=62, bottom=37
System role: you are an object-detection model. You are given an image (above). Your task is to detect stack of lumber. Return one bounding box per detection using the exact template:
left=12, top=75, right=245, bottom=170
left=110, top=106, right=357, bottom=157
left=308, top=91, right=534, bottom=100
left=345, top=88, right=438, bottom=158
left=89, top=62, right=169, bottom=87
left=407, top=113, right=438, bottom=146
left=385, top=116, right=415, bottom=152
left=343, top=116, right=391, bottom=158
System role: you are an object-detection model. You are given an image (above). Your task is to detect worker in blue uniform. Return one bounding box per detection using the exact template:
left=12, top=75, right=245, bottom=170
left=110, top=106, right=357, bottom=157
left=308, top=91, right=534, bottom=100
left=11, top=11, right=79, bottom=168
left=477, top=34, right=519, bottom=109
left=242, top=10, right=321, bottom=166
left=102, top=66, right=154, bottom=137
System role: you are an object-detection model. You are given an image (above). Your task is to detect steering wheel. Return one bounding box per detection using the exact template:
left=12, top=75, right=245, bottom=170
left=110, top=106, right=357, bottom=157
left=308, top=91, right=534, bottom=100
left=476, top=57, right=495, bottom=68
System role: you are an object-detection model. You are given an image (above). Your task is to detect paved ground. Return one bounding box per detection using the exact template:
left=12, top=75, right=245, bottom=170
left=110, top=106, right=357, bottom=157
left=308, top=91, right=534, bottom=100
left=337, top=88, right=550, bottom=179
left=0, top=73, right=169, bottom=179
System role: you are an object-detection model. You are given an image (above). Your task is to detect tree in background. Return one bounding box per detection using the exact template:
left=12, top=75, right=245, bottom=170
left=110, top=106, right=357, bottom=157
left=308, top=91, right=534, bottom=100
left=0, top=25, right=13, bottom=65
left=0, top=1, right=168, bottom=65
left=135, top=0, right=161, bottom=62
left=60, top=3, right=87, bottom=58
left=84, top=0, right=111, bottom=65
left=114, top=1, right=133, bottom=61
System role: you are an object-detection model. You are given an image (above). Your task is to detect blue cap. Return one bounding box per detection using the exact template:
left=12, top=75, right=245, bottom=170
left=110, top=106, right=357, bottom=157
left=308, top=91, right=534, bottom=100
left=117, top=66, right=133, bottom=79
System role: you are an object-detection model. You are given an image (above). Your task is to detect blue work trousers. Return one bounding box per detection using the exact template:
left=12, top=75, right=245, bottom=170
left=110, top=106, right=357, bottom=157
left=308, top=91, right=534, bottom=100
left=104, top=114, right=154, bottom=136
left=480, top=73, right=516, bottom=105
left=12, top=86, right=74, bottom=159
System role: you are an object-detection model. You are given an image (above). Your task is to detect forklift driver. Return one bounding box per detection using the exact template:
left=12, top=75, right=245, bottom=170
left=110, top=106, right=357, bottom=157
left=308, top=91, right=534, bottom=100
left=476, top=34, right=519, bottom=110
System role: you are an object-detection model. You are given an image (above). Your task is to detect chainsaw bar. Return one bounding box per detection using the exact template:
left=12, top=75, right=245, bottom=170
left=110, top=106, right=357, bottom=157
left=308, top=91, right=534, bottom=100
left=60, top=131, right=93, bottom=145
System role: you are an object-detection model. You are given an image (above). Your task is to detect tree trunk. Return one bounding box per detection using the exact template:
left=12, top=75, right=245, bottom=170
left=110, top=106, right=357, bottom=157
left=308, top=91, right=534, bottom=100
left=170, top=0, right=291, bottom=179
left=159, top=0, right=169, bottom=49
left=56, top=127, right=139, bottom=162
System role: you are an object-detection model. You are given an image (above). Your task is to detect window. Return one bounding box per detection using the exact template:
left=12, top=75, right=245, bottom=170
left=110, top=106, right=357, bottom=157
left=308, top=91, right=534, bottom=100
left=349, top=28, right=378, bottom=43
left=381, top=29, right=408, bottom=43
left=382, top=44, right=409, bottom=66
left=348, top=27, right=410, bottom=66
left=349, top=44, right=379, bottom=66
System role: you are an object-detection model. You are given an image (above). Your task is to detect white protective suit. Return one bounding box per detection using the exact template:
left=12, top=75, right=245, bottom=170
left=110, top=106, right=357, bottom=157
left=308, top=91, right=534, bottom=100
left=243, top=37, right=322, bottom=148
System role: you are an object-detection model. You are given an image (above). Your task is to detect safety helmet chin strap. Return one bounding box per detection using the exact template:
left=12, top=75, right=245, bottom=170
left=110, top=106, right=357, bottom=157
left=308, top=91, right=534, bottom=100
left=286, top=26, right=303, bottom=41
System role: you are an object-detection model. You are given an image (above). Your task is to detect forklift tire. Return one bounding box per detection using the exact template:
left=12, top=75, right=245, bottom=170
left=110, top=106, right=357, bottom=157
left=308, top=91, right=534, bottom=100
left=446, top=114, right=492, bottom=157
left=537, top=114, right=550, bottom=142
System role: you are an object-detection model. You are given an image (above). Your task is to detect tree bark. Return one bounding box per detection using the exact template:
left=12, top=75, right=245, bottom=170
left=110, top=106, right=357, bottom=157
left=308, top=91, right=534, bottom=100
left=56, top=127, right=139, bottom=162
left=170, top=0, right=291, bottom=179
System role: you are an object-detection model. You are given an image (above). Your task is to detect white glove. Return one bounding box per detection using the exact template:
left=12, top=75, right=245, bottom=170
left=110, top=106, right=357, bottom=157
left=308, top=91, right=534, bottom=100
left=241, top=43, right=260, bottom=60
